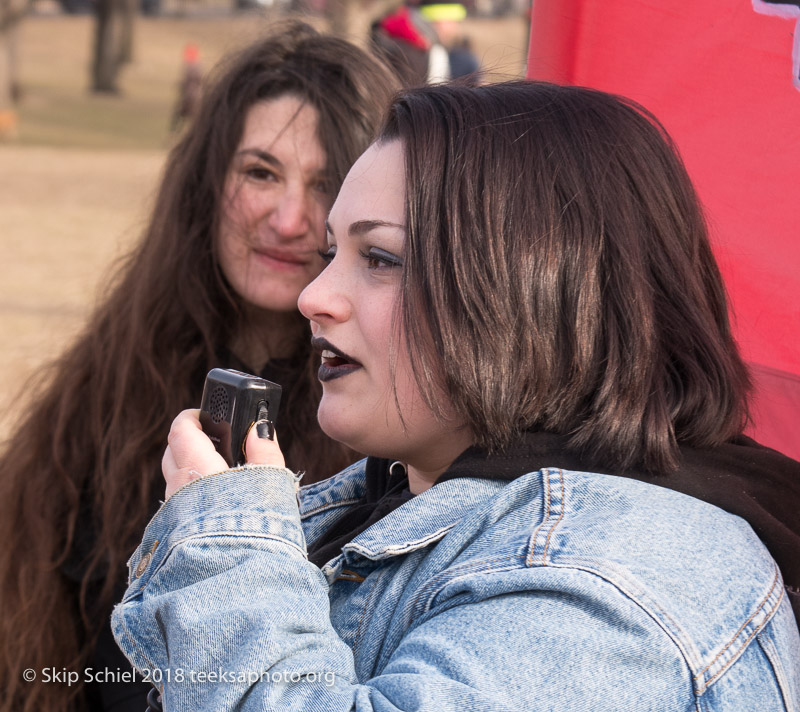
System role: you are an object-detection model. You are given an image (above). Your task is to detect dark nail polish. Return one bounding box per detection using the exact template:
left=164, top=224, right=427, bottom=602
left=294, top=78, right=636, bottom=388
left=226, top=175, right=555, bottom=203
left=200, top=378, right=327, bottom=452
left=256, top=419, right=274, bottom=440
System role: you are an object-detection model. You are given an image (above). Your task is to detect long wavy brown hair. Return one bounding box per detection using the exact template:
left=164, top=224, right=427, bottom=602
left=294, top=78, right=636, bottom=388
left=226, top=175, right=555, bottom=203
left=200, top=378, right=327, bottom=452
left=0, top=22, right=397, bottom=712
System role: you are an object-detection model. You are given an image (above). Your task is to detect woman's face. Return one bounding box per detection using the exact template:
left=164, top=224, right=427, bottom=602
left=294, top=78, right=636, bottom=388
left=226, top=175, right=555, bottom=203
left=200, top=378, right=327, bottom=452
left=218, top=95, right=330, bottom=314
left=298, top=141, right=471, bottom=478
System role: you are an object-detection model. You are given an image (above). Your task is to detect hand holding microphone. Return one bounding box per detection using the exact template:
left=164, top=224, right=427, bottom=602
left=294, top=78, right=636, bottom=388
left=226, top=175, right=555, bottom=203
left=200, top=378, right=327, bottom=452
left=162, top=369, right=284, bottom=498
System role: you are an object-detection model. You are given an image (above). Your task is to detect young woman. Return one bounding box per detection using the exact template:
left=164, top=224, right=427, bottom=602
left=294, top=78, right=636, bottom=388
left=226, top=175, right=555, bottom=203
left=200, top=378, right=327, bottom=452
left=0, top=23, right=397, bottom=712
left=115, top=81, right=800, bottom=709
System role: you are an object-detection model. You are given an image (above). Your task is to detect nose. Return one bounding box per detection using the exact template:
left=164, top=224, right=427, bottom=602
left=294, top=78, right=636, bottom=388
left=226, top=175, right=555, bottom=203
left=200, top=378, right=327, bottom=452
left=298, top=258, right=350, bottom=325
left=268, top=186, right=311, bottom=240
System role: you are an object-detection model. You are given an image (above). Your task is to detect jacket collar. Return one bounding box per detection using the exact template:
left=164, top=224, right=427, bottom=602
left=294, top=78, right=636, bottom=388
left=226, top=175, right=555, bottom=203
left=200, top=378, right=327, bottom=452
left=321, top=477, right=505, bottom=577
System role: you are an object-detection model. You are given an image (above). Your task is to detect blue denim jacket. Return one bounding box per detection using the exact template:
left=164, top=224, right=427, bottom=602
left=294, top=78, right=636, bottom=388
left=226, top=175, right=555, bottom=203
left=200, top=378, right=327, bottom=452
left=112, top=461, right=800, bottom=710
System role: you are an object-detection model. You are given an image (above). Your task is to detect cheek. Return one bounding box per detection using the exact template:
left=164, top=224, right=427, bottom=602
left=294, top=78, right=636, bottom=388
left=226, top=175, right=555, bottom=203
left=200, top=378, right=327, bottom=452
left=305, top=198, right=331, bottom=251
left=216, top=217, right=243, bottom=288
left=388, top=350, right=427, bottom=420
left=384, top=316, right=456, bottom=430
left=221, top=187, right=251, bottom=233
left=220, top=172, right=268, bottom=236
left=216, top=186, right=258, bottom=267
left=366, top=291, right=406, bottom=395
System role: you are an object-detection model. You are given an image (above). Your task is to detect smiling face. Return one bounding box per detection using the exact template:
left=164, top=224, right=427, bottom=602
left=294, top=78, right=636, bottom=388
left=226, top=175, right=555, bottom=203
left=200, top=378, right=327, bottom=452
left=218, top=95, right=330, bottom=314
left=298, top=140, right=472, bottom=491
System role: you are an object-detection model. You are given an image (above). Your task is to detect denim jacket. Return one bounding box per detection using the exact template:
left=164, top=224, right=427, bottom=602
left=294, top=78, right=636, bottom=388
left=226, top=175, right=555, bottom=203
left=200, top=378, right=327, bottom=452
left=112, top=461, right=800, bottom=711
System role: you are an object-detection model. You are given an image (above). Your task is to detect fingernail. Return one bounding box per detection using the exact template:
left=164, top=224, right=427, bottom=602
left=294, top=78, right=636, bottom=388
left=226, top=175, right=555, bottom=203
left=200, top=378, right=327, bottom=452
left=256, top=419, right=274, bottom=440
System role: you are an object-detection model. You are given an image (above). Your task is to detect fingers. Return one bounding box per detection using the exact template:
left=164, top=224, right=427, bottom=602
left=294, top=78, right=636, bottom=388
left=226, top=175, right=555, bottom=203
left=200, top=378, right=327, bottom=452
left=244, top=419, right=285, bottom=469
left=162, top=409, right=227, bottom=498
left=167, top=409, right=226, bottom=472
left=161, top=411, right=288, bottom=501
left=163, top=461, right=205, bottom=500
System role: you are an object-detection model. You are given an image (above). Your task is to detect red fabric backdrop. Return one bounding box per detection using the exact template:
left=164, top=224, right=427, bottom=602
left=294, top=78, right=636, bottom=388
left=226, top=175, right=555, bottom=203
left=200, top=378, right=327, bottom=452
left=526, top=0, right=800, bottom=458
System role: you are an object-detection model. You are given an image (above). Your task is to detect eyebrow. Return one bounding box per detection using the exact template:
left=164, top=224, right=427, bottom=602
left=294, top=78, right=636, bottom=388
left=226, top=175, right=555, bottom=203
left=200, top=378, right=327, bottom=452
left=236, top=148, right=330, bottom=186
left=325, top=219, right=405, bottom=237
left=235, top=148, right=282, bottom=169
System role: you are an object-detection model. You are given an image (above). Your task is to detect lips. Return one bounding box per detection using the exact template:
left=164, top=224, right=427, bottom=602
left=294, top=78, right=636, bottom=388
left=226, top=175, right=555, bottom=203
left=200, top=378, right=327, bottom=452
left=311, top=337, right=363, bottom=382
left=253, top=247, right=311, bottom=270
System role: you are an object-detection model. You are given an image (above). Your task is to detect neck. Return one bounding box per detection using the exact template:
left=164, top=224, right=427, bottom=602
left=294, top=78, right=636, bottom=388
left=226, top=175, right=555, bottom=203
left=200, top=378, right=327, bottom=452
left=230, top=306, right=306, bottom=372
left=406, top=463, right=451, bottom=495
left=405, top=427, right=475, bottom=495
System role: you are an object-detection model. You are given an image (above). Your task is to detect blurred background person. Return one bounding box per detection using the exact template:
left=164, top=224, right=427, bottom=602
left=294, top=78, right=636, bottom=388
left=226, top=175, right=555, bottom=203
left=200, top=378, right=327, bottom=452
left=0, top=21, right=397, bottom=712
left=371, top=0, right=481, bottom=86
left=418, top=0, right=481, bottom=84
left=371, top=1, right=448, bottom=86
left=170, top=42, right=203, bottom=132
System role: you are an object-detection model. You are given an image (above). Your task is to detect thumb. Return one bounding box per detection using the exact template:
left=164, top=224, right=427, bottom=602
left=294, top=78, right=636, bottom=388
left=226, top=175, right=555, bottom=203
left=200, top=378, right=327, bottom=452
left=244, top=419, right=286, bottom=469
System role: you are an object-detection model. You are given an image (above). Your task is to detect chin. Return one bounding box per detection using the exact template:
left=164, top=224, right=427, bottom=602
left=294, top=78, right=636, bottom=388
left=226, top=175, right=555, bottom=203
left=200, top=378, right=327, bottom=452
left=317, top=405, right=350, bottom=442
left=317, top=404, right=369, bottom=455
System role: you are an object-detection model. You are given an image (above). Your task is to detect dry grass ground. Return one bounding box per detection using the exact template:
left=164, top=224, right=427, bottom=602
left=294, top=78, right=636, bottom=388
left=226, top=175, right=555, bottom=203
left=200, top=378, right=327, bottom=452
left=0, top=9, right=528, bottom=434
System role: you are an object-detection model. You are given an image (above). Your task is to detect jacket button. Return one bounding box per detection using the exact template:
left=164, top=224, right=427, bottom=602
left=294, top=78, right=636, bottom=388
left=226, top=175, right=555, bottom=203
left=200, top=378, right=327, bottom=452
left=135, top=552, right=152, bottom=578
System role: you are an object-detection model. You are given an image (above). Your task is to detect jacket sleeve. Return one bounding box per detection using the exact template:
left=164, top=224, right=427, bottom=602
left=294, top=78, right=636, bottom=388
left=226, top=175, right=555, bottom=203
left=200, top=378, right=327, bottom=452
left=111, top=467, right=783, bottom=711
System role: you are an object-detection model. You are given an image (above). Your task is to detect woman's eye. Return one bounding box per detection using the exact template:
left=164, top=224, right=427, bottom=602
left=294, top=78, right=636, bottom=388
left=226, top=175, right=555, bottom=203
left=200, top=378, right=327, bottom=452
left=317, top=246, right=336, bottom=264
left=360, top=248, right=403, bottom=270
left=245, top=166, right=277, bottom=181
left=312, top=178, right=331, bottom=195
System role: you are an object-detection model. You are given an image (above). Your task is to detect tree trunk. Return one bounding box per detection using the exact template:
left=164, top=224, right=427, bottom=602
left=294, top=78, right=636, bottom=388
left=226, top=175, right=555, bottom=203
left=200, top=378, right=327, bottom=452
left=92, top=0, right=124, bottom=93
left=118, top=0, right=136, bottom=65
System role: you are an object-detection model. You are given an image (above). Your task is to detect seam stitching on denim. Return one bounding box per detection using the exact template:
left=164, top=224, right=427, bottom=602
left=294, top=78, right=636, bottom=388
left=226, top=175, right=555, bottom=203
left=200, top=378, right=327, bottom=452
left=540, top=469, right=565, bottom=565
left=754, top=624, right=793, bottom=710
left=693, top=564, right=783, bottom=686
left=113, top=609, right=160, bottom=681
left=526, top=469, right=551, bottom=566
left=301, top=497, right=362, bottom=518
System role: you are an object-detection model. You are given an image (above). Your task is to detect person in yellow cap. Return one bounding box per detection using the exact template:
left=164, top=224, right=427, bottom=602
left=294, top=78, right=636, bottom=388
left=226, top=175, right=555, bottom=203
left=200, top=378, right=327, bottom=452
left=371, top=0, right=481, bottom=86
left=419, top=0, right=481, bottom=84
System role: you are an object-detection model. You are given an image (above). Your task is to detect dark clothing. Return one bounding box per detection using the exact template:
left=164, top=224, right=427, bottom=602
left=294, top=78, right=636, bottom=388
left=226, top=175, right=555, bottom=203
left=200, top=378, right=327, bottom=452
left=308, top=431, right=800, bottom=623
left=308, top=459, right=413, bottom=567
left=448, top=44, right=481, bottom=85
left=76, top=355, right=300, bottom=711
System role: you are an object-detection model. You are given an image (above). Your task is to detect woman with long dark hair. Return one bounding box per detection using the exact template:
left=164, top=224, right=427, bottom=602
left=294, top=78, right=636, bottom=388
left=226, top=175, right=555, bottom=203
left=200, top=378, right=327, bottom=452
left=0, top=22, right=397, bottom=712
left=117, top=81, right=799, bottom=709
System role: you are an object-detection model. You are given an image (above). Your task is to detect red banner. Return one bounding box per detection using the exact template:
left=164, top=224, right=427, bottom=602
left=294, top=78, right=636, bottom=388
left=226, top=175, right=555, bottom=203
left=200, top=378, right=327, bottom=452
left=527, top=1, right=800, bottom=457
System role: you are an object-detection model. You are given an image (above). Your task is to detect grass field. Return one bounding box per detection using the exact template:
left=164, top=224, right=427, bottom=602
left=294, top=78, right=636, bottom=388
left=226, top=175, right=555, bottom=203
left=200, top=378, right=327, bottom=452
left=0, top=9, right=529, bottom=432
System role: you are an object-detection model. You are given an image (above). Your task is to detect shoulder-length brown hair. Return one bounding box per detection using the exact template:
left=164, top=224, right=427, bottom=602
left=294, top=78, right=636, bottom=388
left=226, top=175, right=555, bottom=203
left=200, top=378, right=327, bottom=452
left=380, top=80, right=750, bottom=474
left=0, top=22, right=397, bottom=712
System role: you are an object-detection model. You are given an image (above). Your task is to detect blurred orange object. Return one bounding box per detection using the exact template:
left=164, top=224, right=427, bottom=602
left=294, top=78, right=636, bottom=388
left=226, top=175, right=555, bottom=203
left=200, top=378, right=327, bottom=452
left=172, top=43, right=204, bottom=131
